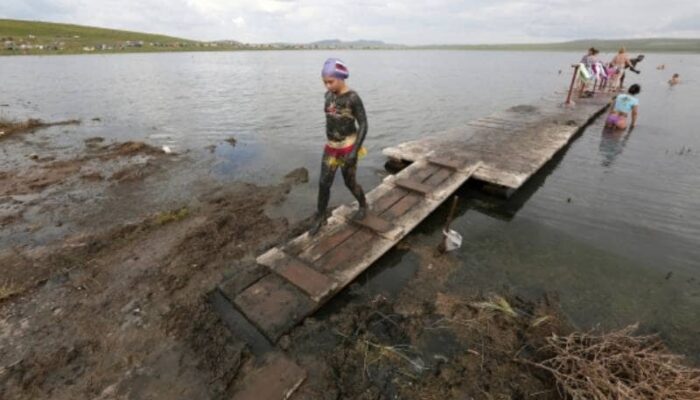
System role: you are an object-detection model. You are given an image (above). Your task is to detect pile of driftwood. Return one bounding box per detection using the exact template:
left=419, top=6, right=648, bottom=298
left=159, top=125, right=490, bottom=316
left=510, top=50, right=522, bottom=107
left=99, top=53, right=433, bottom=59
left=526, top=324, right=700, bottom=399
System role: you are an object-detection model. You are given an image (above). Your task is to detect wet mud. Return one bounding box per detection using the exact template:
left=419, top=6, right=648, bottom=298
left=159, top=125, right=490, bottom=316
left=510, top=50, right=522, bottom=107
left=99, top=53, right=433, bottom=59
left=2, top=115, right=697, bottom=399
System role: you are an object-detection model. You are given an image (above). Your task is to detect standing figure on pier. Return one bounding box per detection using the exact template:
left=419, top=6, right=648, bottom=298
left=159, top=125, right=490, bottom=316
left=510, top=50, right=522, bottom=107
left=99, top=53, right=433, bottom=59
left=311, top=58, right=369, bottom=235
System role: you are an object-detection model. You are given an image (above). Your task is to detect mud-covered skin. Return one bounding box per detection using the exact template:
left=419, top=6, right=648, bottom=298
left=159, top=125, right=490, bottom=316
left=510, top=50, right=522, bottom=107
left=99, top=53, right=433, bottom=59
left=313, top=90, right=368, bottom=233
left=324, top=90, right=368, bottom=146
left=316, top=152, right=367, bottom=219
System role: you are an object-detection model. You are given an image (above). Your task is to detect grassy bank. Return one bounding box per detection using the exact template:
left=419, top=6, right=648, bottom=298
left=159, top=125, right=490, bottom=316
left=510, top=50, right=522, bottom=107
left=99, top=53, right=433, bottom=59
left=2, top=19, right=698, bottom=56
left=0, top=19, right=244, bottom=55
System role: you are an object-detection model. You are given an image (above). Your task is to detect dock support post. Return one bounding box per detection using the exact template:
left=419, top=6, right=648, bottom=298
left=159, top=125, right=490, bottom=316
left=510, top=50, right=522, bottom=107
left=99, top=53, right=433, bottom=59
left=565, top=64, right=579, bottom=105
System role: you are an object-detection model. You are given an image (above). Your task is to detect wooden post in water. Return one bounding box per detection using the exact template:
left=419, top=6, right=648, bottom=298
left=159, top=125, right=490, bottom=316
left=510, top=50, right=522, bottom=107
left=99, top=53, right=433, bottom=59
left=565, top=64, right=579, bottom=105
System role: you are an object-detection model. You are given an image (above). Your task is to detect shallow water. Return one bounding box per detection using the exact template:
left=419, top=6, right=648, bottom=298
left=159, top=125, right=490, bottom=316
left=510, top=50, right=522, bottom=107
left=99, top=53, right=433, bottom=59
left=2, top=50, right=699, bottom=358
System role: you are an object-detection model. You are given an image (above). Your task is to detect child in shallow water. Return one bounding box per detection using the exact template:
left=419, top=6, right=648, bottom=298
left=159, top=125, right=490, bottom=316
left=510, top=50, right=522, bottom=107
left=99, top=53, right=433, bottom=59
left=311, top=58, right=369, bottom=235
left=605, top=84, right=641, bottom=130
left=669, top=73, right=680, bottom=86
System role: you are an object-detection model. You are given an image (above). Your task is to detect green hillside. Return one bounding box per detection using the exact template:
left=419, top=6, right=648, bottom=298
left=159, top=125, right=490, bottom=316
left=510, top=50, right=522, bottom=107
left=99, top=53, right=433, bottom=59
left=2, top=19, right=698, bottom=55
left=0, top=19, right=244, bottom=55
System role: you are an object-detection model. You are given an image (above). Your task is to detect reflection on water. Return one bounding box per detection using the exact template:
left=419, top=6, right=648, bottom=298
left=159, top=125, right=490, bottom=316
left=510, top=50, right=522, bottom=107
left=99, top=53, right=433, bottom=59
left=599, top=126, right=633, bottom=167
left=2, top=50, right=699, bottom=360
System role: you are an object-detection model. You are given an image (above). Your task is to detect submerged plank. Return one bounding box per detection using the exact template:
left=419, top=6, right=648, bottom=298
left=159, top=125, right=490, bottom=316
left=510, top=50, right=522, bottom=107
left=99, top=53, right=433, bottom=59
left=234, top=274, right=315, bottom=342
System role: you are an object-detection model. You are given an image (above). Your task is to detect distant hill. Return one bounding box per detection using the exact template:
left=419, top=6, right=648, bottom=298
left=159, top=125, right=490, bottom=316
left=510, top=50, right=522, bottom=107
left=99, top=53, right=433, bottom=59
left=416, top=38, right=700, bottom=53
left=263, top=39, right=403, bottom=49
left=0, top=19, right=245, bottom=55
left=2, top=19, right=697, bottom=55
left=308, top=39, right=398, bottom=48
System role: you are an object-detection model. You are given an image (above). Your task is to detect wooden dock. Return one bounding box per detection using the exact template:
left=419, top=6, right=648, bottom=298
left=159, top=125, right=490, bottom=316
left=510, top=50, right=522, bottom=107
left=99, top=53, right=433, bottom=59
left=219, top=92, right=611, bottom=399
left=384, top=94, right=610, bottom=194
left=221, top=155, right=481, bottom=343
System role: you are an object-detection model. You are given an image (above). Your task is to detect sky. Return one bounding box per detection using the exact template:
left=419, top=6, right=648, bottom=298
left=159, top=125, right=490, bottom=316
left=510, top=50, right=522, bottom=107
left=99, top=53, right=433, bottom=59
left=1, top=0, right=699, bottom=44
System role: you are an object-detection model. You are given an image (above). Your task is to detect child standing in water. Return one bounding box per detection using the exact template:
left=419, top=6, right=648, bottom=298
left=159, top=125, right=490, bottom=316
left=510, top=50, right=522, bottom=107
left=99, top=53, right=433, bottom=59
left=605, top=84, right=641, bottom=130
left=311, top=58, right=368, bottom=235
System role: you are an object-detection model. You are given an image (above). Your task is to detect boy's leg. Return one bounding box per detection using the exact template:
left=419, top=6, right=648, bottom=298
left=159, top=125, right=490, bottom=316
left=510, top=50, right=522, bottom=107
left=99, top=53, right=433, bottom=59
left=341, top=163, right=368, bottom=220
left=311, top=155, right=337, bottom=234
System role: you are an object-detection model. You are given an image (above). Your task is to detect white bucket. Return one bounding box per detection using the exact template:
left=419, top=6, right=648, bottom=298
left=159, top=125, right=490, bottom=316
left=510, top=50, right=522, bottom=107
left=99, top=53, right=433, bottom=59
left=442, top=229, right=463, bottom=252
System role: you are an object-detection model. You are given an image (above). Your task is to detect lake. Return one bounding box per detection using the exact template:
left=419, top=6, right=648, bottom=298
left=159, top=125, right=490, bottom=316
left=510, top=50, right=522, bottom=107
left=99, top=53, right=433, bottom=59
left=2, top=50, right=698, bottom=359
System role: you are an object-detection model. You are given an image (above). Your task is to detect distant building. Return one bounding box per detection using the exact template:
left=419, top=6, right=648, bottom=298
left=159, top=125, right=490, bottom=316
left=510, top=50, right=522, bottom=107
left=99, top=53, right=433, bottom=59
left=124, top=40, right=144, bottom=48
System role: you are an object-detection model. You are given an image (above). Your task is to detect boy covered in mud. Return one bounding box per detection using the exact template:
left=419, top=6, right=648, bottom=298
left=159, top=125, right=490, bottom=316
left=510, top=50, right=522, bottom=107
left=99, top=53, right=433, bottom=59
left=311, top=58, right=368, bottom=235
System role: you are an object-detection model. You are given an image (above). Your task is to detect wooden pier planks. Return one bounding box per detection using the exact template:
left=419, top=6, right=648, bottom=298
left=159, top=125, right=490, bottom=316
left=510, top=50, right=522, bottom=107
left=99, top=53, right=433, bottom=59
left=217, top=93, right=610, bottom=348
left=382, top=95, right=611, bottom=192
left=223, top=158, right=480, bottom=342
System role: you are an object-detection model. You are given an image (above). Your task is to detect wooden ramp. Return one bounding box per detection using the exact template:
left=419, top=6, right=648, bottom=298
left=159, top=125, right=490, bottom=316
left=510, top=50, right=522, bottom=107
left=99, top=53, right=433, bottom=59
left=383, top=94, right=610, bottom=193
left=218, top=157, right=480, bottom=342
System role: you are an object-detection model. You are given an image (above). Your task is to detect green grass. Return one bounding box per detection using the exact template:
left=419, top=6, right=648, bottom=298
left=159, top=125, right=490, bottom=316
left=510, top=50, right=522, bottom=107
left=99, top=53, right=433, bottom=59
left=0, top=19, right=243, bottom=55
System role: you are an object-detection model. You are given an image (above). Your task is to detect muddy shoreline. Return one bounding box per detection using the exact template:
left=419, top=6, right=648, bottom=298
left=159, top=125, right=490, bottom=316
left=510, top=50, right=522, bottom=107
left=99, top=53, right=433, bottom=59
left=1, top=120, right=698, bottom=399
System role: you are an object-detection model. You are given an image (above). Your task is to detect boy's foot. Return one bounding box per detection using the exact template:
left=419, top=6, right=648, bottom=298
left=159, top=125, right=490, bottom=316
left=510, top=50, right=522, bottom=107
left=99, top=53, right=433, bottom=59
left=352, top=206, right=367, bottom=221
left=309, top=215, right=327, bottom=236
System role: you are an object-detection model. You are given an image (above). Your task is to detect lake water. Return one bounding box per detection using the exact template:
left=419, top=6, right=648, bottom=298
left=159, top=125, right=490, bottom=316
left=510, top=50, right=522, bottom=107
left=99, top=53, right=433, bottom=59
left=2, top=50, right=699, bottom=359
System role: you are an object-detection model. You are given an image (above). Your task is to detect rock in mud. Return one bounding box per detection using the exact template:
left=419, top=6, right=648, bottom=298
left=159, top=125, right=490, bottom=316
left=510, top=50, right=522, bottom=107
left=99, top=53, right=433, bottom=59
left=284, top=167, right=309, bottom=185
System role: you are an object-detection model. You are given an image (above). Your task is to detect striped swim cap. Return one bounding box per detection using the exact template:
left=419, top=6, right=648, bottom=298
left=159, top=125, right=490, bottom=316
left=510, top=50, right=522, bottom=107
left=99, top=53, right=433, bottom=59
left=322, top=58, right=349, bottom=80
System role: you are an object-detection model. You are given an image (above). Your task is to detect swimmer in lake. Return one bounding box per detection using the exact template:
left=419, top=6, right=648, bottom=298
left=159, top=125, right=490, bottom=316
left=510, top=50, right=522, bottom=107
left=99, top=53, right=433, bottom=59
left=669, top=73, right=680, bottom=86
left=605, top=84, right=641, bottom=131
left=311, top=58, right=369, bottom=235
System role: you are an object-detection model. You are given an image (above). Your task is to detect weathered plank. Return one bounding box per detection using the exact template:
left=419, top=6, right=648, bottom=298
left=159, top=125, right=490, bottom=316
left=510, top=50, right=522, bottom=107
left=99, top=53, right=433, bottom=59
left=297, top=224, right=358, bottom=263
left=258, top=248, right=338, bottom=302
left=393, top=178, right=434, bottom=195
left=234, top=274, right=315, bottom=342
left=351, top=211, right=397, bottom=235
left=427, top=157, right=463, bottom=171
left=313, top=229, right=376, bottom=274
left=218, top=262, right=269, bottom=301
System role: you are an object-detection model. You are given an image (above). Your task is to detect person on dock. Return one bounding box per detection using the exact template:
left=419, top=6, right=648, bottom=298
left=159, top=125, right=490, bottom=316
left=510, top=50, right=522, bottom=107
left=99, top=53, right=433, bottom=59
left=609, top=47, right=633, bottom=91
left=578, top=48, right=602, bottom=96
left=669, top=73, right=680, bottom=86
left=605, top=84, right=641, bottom=131
left=311, top=58, right=369, bottom=235
left=580, top=47, right=599, bottom=73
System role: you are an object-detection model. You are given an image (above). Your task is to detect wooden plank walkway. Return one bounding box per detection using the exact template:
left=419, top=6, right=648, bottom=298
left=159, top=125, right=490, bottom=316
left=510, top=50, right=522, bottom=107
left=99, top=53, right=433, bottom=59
left=219, top=156, right=481, bottom=342
left=383, top=94, right=610, bottom=193
left=215, top=91, right=611, bottom=399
